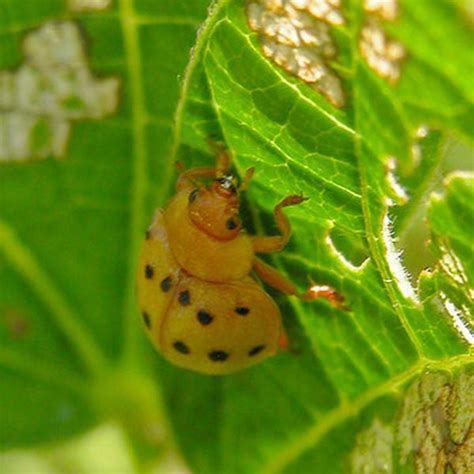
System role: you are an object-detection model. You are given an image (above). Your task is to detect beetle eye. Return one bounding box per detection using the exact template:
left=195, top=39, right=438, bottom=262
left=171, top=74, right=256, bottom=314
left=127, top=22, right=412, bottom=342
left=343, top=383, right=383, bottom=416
left=226, top=217, right=238, bottom=230
left=217, top=176, right=236, bottom=193
left=189, top=189, right=199, bottom=203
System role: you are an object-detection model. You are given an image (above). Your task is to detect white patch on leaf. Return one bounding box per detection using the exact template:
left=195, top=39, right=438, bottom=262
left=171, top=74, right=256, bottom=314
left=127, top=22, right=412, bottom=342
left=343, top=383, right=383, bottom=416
left=68, top=0, right=112, bottom=11
left=438, top=246, right=470, bottom=288
left=359, top=18, right=405, bottom=83
left=290, top=0, right=344, bottom=25
left=443, top=170, right=474, bottom=185
left=410, top=125, right=430, bottom=165
left=397, top=370, right=474, bottom=473
left=415, top=125, right=429, bottom=138
left=382, top=212, right=419, bottom=303
left=386, top=156, right=408, bottom=205
left=440, top=294, right=474, bottom=345
left=247, top=0, right=345, bottom=107
left=364, top=0, right=398, bottom=21
left=0, top=21, right=119, bottom=162
left=351, top=419, right=393, bottom=473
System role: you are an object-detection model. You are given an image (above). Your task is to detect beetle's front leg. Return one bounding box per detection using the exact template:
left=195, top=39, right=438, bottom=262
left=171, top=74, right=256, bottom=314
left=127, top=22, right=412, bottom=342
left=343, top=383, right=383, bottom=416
left=252, top=195, right=307, bottom=253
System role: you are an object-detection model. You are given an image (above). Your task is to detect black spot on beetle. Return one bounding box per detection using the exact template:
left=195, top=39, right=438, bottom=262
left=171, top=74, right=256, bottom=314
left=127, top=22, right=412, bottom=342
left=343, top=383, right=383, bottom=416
left=145, top=264, right=154, bottom=279
left=161, top=276, right=172, bottom=292
left=235, top=306, right=250, bottom=316
left=142, top=311, right=151, bottom=329
left=248, top=345, right=265, bottom=356
left=226, top=218, right=237, bottom=230
left=173, top=341, right=190, bottom=354
left=208, top=350, right=229, bottom=362
left=189, top=189, right=199, bottom=203
left=197, top=310, right=213, bottom=325
left=178, top=290, right=191, bottom=306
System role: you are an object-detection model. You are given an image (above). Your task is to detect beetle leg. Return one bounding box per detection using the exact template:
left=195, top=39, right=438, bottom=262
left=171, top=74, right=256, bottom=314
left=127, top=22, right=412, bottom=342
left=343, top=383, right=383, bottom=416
left=252, top=195, right=307, bottom=253
left=253, top=257, right=348, bottom=309
left=238, top=167, right=255, bottom=192
left=302, top=284, right=348, bottom=310
left=253, top=257, right=299, bottom=296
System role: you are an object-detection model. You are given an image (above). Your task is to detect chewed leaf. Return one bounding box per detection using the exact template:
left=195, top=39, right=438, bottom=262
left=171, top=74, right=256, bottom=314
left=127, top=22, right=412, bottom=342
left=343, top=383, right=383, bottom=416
left=397, top=368, right=474, bottom=473
left=351, top=419, right=394, bottom=473
left=420, top=173, right=474, bottom=344
left=349, top=366, right=474, bottom=474
left=246, top=0, right=346, bottom=107
left=161, top=1, right=473, bottom=472
left=0, top=21, right=119, bottom=162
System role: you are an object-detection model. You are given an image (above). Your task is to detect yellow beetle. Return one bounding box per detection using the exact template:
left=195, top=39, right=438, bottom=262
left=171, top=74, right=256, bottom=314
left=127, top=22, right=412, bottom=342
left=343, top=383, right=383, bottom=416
left=136, top=148, right=344, bottom=374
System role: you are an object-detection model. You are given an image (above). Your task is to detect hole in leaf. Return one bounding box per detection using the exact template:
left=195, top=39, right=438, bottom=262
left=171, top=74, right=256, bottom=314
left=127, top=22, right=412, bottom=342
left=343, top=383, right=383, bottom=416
left=326, top=225, right=369, bottom=270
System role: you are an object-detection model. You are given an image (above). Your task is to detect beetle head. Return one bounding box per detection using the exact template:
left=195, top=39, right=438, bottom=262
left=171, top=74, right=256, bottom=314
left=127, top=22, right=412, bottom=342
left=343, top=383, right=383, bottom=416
left=188, top=169, right=254, bottom=241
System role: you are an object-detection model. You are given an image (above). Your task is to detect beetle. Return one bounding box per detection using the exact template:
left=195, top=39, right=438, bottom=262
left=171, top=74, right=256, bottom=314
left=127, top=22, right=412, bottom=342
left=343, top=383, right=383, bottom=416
left=136, top=147, right=344, bottom=374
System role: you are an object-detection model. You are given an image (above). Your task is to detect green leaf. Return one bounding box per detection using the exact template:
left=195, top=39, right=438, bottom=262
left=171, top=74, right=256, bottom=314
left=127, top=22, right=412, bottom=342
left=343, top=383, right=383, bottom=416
left=0, top=0, right=210, bottom=450
left=420, top=173, right=474, bottom=342
left=1, top=1, right=473, bottom=473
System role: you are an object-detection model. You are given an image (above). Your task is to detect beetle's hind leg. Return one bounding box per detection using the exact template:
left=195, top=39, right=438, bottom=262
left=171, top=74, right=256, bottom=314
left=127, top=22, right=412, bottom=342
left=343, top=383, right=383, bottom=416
left=302, top=284, right=348, bottom=310
left=253, top=257, right=347, bottom=310
left=253, top=257, right=299, bottom=296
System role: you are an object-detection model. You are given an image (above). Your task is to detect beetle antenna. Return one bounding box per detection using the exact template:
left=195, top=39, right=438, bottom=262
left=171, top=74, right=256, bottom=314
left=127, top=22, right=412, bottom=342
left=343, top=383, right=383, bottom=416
left=238, top=167, right=255, bottom=192
left=215, top=150, right=231, bottom=180
left=175, top=161, right=185, bottom=173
